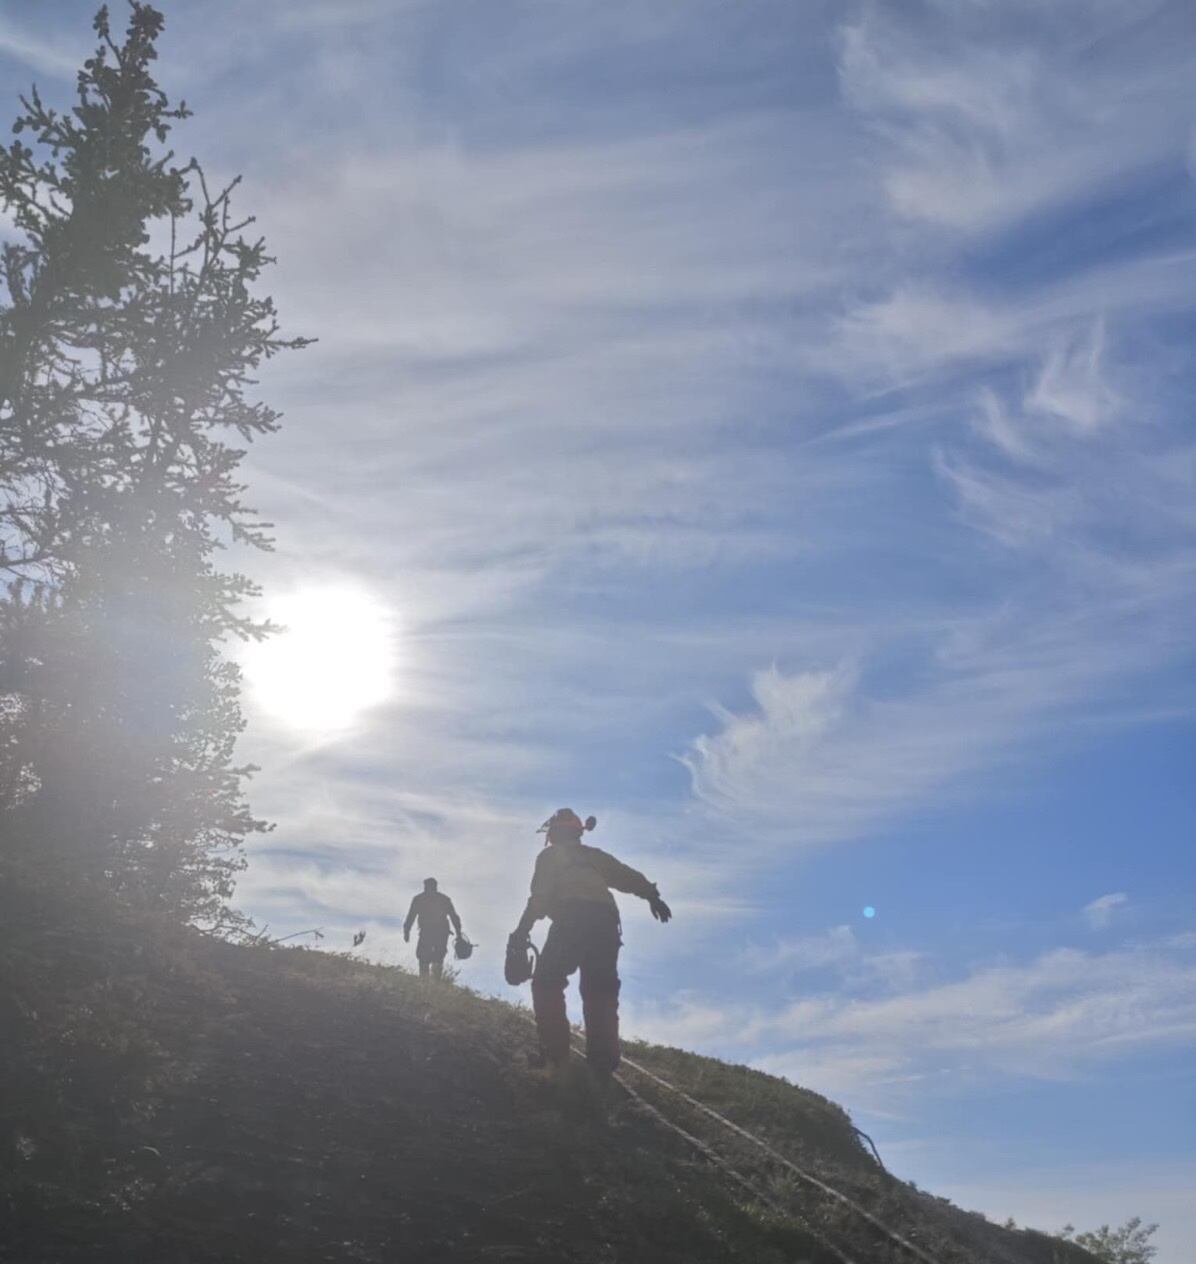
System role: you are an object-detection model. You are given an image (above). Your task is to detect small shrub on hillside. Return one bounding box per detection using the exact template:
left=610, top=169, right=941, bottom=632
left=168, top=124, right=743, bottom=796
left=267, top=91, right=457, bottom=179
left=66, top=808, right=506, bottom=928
left=1059, top=1217, right=1158, bottom=1264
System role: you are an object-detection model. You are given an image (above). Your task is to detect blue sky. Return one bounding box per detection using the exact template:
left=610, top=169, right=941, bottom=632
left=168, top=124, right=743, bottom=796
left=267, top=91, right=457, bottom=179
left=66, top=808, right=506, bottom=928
left=3, top=1, right=1193, bottom=1256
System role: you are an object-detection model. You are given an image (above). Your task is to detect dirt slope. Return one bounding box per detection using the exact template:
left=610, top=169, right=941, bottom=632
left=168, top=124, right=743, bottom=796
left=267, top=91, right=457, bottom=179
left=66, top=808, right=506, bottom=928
left=0, top=873, right=1097, bottom=1264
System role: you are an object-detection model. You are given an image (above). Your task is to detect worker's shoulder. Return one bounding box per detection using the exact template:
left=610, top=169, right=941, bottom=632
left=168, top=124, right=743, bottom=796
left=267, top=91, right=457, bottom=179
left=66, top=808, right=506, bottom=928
left=579, top=843, right=622, bottom=866
left=531, top=847, right=561, bottom=878
left=536, top=843, right=601, bottom=869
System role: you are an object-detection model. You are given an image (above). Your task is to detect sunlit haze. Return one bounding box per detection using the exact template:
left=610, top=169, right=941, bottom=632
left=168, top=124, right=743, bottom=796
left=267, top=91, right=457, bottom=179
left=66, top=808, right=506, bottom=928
left=242, top=585, right=395, bottom=735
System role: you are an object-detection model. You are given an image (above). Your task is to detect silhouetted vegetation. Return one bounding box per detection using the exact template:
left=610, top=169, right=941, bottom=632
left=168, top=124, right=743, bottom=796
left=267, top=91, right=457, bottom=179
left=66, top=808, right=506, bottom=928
left=1060, top=1218, right=1158, bottom=1264
left=0, top=4, right=306, bottom=927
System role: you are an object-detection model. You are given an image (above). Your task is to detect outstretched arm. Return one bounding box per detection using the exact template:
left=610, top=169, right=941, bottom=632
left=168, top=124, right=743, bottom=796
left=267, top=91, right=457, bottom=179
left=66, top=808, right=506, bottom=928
left=594, top=850, right=672, bottom=922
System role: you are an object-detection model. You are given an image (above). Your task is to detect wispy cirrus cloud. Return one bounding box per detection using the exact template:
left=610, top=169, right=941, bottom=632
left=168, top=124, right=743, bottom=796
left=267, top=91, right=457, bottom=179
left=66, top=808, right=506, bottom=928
left=681, top=575, right=1192, bottom=852
left=188, top=0, right=1196, bottom=980
left=1083, top=892, right=1129, bottom=930
left=838, top=1, right=1193, bottom=234
left=742, top=924, right=925, bottom=991
left=823, top=254, right=1194, bottom=391
left=684, top=12, right=1195, bottom=849
left=0, top=17, right=78, bottom=78
left=629, top=929, right=1196, bottom=1105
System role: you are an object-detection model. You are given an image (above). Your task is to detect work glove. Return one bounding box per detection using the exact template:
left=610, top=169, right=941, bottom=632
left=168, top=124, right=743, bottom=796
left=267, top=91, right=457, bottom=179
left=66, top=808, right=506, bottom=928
left=648, top=889, right=672, bottom=923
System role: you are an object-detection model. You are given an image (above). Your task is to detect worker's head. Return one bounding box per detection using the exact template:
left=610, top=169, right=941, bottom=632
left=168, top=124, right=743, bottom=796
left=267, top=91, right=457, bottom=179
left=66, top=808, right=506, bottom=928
left=423, top=877, right=438, bottom=892
left=538, top=808, right=597, bottom=845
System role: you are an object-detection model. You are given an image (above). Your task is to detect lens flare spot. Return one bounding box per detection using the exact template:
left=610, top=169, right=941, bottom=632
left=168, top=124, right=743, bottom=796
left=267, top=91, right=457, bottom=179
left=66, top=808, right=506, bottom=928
left=863, top=906, right=876, bottom=919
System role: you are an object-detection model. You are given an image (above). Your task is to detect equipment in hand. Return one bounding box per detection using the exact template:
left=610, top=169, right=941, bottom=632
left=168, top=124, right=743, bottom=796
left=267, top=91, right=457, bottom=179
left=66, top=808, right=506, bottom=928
left=505, top=932, right=538, bottom=985
left=454, top=933, right=475, bottom=961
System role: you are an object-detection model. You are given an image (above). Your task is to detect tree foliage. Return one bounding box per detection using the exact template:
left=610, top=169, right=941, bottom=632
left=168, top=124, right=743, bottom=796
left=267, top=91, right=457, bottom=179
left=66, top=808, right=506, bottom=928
left=1060, top=1218, right=1159, bottom=1264
left=0, top=3, right=307, bottom=926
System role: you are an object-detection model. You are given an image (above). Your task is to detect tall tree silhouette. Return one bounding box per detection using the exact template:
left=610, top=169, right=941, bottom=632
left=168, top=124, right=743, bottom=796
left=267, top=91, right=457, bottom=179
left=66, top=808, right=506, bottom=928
left=0, top=4, right=307, bottom=926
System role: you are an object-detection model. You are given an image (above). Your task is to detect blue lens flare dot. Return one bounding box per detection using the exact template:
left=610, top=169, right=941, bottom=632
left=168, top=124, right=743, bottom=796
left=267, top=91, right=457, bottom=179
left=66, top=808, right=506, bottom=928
left=863, top=906, right=876, bottom=919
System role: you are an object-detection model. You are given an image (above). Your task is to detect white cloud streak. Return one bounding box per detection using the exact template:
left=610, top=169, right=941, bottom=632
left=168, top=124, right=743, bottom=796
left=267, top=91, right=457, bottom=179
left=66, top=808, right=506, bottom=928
left=628, top=931, right=1196, bottom=1106
left=839, top=2, right=1193, bottom=234
left=1082, top=892, right=1129, bottom=930
left=0, top=18, right=79, bottom=77
left=742, top=924, right=925, bottom=991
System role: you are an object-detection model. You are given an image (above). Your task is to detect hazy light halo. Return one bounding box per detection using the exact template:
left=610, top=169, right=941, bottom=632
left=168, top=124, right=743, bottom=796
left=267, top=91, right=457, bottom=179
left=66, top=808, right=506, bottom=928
left=242, top=583, right=396, bottom=736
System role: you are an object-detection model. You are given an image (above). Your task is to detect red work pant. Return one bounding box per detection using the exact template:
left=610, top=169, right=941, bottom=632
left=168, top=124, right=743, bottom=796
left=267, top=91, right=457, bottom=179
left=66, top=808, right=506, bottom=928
left=531, top=902, right=622, bottom=1073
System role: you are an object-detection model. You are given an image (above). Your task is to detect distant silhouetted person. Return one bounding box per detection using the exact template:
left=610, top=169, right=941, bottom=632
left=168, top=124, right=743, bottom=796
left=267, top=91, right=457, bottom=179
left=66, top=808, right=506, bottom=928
left=510, top=808, right=671, bottom=1076
left=404, top=878, right=463, bottom=980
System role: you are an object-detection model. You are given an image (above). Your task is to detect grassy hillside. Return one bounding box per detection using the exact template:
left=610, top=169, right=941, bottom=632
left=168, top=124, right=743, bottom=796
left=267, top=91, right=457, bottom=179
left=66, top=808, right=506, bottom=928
left=1, top=869, right=1097, bottom=1264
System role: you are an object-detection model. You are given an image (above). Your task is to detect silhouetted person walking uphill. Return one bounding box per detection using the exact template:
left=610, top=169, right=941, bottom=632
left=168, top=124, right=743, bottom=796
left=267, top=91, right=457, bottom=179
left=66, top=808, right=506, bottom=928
left=404, top=878, right=463, bottom=980
left=510, top=809, right=671, bottom=1076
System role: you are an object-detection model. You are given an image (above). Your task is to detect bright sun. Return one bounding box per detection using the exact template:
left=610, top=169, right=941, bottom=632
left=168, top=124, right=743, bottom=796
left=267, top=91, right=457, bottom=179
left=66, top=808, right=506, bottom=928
left=241, top=584, right=396, bottom=735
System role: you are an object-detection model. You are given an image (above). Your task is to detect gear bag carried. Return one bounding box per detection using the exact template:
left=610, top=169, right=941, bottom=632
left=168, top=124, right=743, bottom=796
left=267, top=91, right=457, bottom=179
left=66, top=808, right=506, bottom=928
left=454, top=934, right=475, bottom=961
left=505, top=933, right=537, bottom=985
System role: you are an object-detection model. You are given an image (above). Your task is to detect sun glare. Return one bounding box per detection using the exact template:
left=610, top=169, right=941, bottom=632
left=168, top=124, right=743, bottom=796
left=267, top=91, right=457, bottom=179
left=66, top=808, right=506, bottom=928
left=242, top=585, right=396, bottom=735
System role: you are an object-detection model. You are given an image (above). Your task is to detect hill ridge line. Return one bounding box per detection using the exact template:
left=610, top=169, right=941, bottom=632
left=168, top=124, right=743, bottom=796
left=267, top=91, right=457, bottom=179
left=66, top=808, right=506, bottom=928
left=608, top=1043, right=941, bottom=1264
